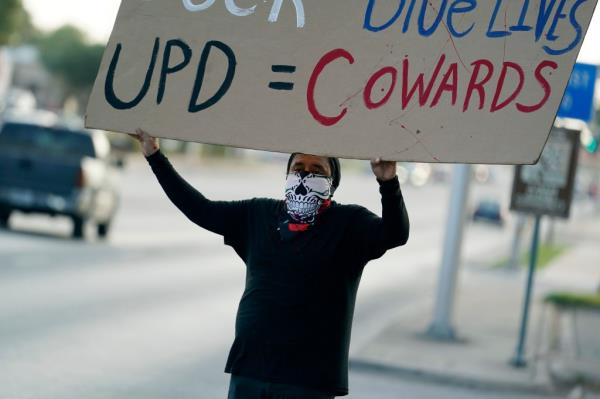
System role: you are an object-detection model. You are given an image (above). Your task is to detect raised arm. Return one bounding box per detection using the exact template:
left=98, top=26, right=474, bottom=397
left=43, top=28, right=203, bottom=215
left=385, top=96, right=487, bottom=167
left=370, top=159, right=410, bottom=246
left=132, top=129, right=248, bottom=238
left=347, top=160, right=410, bottom=263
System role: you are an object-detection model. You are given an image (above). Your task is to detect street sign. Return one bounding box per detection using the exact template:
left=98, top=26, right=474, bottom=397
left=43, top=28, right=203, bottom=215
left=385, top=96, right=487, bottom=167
left=510, top=127, right=581, bottom=219
left=557, top=63, right=598, bottom=122
left=509, top=125, right=581, bottom=366
left=86, top=0, right=598, bottom=163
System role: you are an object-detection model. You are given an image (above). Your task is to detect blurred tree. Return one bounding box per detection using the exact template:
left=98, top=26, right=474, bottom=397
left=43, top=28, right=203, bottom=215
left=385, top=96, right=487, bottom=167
left=36, top=26, right=104, bottom=101
left=0, top=0, right=28, bottom=45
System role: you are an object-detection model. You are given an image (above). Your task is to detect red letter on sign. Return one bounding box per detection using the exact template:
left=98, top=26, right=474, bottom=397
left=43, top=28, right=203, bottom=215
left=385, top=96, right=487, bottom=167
left=463, top=59, right=494, bottom=112
left=430, top=62, right=458, bottom=108
left=363, top=66, right=398, bottom=110
left=491, top=61, right=525, bottom=113
left=307, top=49, right=355, bottom=126
left=516, top=60, right=557, bottom=113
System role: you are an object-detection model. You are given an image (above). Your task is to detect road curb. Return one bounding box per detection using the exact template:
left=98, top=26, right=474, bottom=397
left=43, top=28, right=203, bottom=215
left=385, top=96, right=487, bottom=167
left=350, top=358, right=559, bottom=396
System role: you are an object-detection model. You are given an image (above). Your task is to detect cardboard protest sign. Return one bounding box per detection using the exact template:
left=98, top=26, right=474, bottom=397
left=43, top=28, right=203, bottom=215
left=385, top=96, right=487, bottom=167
left=86, top=0, right=597, bottom=163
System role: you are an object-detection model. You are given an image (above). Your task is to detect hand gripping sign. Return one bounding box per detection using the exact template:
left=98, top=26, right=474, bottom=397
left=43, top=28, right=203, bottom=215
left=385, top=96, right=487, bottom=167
left=86, top=0, right=598, bottom=164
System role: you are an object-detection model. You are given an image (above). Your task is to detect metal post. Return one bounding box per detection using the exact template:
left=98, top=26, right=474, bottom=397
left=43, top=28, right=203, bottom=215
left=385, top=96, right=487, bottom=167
left=510, top=214, right=542, bottom=367
left=508, top=214, right=527, bottom=269
left=426, top=163, right=472, bottom=340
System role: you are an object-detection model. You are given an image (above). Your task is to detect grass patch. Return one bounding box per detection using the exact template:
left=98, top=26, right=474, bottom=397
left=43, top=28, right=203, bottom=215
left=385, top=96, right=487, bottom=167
left=492, top=244, right=569, bottom=270
left=545, top=292, right=600, bottom=310
left=523, top=244, right=569, bottom=270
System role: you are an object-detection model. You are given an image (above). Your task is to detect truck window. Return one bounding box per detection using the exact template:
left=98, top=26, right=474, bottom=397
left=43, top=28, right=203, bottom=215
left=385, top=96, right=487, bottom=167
left=0, top=123, right=96, bottom=158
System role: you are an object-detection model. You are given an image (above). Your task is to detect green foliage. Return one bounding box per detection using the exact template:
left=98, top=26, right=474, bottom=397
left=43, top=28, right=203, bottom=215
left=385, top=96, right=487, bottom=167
left=36, top=26, right=104, bottom=94
left=0, top=0, right=27, bottom=45
left=545, top=292, right=600, bottom=310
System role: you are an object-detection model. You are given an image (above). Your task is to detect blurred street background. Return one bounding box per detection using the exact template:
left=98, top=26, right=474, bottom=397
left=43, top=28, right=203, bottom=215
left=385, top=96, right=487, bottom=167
left=1, top=1, right=600, bottom=398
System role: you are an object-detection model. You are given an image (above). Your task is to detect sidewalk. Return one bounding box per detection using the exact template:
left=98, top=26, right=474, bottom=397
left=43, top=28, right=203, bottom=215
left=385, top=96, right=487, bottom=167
left=351, top=212, right=600, bottom=395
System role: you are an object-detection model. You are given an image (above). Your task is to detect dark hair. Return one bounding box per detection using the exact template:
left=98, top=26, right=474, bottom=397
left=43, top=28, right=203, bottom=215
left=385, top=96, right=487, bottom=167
left=287, top=153, right=341, bottom=193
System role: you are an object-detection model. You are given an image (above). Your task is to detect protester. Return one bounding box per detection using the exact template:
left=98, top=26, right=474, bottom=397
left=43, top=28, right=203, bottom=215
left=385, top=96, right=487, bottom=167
left=132, top=128, right=409, bottom=398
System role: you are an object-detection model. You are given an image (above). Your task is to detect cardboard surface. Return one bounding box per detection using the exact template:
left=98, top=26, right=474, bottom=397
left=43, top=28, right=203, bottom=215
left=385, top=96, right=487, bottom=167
left=86, top=0, right=598, bottom=163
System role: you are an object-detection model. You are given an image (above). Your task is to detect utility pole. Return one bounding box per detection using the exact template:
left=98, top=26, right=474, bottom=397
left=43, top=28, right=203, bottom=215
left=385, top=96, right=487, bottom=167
left=508, top=213, right=527, bottom=269
left=426, top=163, right=472, bottom=340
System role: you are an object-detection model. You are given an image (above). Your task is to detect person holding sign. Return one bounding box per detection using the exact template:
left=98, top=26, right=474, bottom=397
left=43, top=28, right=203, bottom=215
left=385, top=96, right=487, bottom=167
left=132, top=129, right=409, bottom=398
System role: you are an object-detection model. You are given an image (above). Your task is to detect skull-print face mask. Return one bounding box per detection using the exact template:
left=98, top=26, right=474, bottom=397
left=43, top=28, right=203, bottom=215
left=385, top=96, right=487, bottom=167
left=285, top=171, right=333, bottom=223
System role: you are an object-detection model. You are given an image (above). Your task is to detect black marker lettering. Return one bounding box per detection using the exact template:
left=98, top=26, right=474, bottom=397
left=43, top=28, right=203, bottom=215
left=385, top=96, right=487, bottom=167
left=188, top=40, right=237, bottom=113
left=105, top=38, right=160, bottom=110
left=157, top=39, right=193, bottom=104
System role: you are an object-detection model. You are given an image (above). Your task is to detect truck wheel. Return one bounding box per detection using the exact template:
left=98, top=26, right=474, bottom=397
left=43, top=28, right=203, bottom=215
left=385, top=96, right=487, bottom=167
left=97, top=222, right=111, bottom=239
left=0, top=210, right=10, bottom=228
left=72, top=216, right=85, bottom=239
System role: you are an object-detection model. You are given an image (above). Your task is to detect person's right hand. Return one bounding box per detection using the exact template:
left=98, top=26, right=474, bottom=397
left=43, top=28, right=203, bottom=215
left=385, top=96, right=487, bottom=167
left=129, top=128, right=159, bottom=157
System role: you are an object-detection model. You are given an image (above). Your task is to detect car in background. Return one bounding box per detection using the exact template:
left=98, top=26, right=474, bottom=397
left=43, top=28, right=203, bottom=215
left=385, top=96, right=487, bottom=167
left=472, top=198, right=505, bottom=226
left=0, top=115, right=120, bottom=239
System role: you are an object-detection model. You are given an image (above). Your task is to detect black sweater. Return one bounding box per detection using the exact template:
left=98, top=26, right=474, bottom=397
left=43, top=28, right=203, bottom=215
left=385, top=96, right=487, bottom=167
left=146, top=151, right=409, bottom=396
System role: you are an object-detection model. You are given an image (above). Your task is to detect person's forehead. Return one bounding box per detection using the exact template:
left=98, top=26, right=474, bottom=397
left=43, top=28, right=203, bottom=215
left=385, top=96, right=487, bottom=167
left=291, top=154, right=329, bottom=165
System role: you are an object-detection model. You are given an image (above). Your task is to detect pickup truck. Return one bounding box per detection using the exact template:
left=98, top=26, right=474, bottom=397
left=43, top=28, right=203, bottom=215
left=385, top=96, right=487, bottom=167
left=0, top=115, right=120, bottom=239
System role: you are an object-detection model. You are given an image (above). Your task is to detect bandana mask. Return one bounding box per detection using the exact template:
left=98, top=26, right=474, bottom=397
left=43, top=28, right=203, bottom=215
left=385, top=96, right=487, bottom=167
left=285, top=172, right=333, bottom=224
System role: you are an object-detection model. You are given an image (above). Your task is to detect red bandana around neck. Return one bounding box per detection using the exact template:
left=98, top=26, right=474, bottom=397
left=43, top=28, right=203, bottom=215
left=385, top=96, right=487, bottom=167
left=286, top=199, right=332, bottom=232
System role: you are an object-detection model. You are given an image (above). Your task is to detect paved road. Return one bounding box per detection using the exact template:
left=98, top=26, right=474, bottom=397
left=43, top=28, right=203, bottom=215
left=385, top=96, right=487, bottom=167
left=0, top=155, right=570, bottom=399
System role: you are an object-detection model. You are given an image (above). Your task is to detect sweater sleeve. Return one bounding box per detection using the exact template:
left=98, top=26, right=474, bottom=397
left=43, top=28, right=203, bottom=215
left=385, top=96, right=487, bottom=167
left=347, top=176, right=410, bottom=263
left=145, top=150, right=249, bottom=241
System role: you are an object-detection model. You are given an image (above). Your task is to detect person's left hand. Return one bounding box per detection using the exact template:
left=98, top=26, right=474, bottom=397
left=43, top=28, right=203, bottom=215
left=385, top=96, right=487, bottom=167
left=371, top=158, right=397, bottom=181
